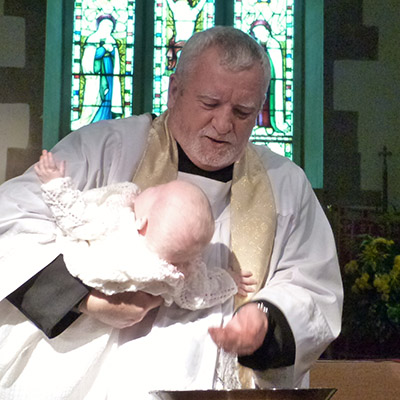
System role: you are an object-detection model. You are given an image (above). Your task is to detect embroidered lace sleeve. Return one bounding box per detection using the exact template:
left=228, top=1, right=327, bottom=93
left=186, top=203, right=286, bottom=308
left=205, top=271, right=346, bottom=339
left=41, top=180, right=140, bottom=240
left=174, top=257, right=238, bottom=310
left=41, top=177, right=88, bottom=235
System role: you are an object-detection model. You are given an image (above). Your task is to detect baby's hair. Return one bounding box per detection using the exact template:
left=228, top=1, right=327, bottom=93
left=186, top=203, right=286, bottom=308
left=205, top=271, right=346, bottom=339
left=145, top=181, right=214, bottom=264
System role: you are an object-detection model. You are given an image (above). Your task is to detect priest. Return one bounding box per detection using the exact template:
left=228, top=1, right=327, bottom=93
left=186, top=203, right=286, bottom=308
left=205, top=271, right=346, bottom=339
left=0, top=26, right=342, bottom=399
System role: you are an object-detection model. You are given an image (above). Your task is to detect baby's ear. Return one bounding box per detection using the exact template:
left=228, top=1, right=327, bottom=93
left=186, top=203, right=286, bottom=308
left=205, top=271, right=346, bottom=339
left=135, top=217, right=148, bottom=235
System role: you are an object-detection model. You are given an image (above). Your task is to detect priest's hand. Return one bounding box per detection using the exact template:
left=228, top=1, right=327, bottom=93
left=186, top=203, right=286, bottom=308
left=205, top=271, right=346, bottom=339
left=208, top=302, right=268, bottom=356
left=79, top=289, right=163, bottom=329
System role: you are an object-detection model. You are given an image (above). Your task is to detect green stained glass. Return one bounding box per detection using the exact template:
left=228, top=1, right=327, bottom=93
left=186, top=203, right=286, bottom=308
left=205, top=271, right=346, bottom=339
left=70, top=0, right=135, bottom=131
left=234, top=0, right=294, bottom=159
left=152, top=0, right=216, bottom=115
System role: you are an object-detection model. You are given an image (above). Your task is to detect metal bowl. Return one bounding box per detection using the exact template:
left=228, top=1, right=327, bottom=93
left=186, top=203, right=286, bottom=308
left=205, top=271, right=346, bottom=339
left=151, top=388, right=337, bottom=400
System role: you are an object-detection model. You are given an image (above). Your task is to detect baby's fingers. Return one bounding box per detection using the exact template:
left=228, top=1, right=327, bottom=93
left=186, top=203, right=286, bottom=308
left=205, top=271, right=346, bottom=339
left=46, top=151, right=57, bottom=170
left=236, top=287, right=253, bottom=297
left=240, top=270, right=253, bottom=278
left=240, top=271, right=257, bottom=286
left=58, top=160, right=66, bottom=176
left=34, top=162, right=42, bottom=175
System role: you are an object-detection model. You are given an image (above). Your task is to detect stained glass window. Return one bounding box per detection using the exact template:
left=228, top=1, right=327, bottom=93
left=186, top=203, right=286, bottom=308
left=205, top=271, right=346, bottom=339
left=234, top=0, right=294, bottom=158
left=69, top=0, right=294, bottom=159
left=152, top=0, right=216, bottom=115
left=70, top=0, right=136, bottom=131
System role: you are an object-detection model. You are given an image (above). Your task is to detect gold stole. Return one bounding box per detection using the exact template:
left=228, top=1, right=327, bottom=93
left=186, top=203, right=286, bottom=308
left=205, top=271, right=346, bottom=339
left=133, top=112, right=276, bottom=387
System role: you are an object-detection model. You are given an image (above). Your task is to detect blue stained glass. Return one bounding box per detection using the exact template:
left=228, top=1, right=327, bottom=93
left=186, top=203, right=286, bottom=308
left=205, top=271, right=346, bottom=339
left=70, top=0, right=136, bottom=131
left=70, top=1, right=295, bottom=161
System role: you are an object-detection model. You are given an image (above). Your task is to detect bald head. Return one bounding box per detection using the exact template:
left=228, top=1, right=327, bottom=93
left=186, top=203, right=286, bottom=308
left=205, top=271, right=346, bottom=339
left=134, top=180, right=214, bottom=264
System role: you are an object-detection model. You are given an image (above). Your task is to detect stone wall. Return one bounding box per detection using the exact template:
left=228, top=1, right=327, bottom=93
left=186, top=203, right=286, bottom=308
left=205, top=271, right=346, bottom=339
left=0, top=0, right=46, bottom=184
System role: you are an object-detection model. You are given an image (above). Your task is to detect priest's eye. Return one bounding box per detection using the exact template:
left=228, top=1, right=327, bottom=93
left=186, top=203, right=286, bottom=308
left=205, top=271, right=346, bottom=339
left=202, top=102, right=218, bottom=109
left=234, top=109, right=251, bottom=119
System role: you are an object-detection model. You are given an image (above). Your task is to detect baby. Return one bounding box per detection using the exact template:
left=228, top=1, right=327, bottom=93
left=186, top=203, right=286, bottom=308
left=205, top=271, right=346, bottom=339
left=34, top=150, right=256, bottom=310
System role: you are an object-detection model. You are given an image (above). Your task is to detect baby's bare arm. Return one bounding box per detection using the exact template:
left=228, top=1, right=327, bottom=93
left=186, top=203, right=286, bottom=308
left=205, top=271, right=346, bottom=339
left=229, top=270, right=257, bottom=297
left=34, top=150, right=66, bottom=184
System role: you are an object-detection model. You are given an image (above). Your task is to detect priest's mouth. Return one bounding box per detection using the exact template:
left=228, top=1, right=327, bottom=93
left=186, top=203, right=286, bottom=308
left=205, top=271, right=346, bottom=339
left=206, top=137, right=230, bottom=145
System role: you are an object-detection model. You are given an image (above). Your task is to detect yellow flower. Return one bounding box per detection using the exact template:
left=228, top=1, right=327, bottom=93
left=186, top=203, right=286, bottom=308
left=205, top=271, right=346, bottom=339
left=344, top=260, right=359, bottom=275
left=373, top=237, right=394, bottom=247
left=362, top=237, right=394, bottom=265
left=354, top=272, right=372, bottom=291
left=390, top=256, right=400, bottom=283
left=373, top=274, right=391, bottom=298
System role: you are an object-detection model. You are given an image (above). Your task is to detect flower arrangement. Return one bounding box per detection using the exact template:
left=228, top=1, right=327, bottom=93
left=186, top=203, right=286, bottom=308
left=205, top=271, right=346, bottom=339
left=342, top=235, right=400, bottom=355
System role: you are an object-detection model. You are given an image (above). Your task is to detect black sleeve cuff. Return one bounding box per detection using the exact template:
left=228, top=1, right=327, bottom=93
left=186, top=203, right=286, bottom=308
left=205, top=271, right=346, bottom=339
left=6, top=254, right=90, bottom=338
left=238, top=300, right=296, bottom=370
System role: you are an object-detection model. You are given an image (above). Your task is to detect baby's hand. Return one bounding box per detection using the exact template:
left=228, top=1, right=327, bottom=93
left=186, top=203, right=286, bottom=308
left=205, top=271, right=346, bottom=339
left=229, top=270, right=257, bottom=297
left=34, top=150, right=66, bottom=184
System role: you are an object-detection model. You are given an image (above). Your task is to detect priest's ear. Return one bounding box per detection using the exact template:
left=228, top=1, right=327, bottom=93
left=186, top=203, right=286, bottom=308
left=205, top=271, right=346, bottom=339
left=135, top=217, right=148, bottom=236
left=167, top=73, right=180, bottom=108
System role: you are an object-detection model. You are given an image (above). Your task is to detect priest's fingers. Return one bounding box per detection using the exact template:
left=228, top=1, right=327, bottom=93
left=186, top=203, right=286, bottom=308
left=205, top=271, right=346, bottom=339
left=209, top=325, right=256, bottom=355
left=208, top=303, right=268, bottom=355
left=80, top=289, right=163, bottom=329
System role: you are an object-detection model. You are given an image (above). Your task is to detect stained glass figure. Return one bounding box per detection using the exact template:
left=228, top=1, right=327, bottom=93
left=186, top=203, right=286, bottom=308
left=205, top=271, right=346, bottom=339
left=70, top=0, right=135, bottom=131
left=234, top=0, right=294, bottom=158
left=152, top=0, right=215, bottom=115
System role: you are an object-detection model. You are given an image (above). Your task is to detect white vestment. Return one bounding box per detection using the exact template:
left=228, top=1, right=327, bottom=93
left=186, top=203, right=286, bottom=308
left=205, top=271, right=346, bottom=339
left=0, top=114, right=343, bottom=399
